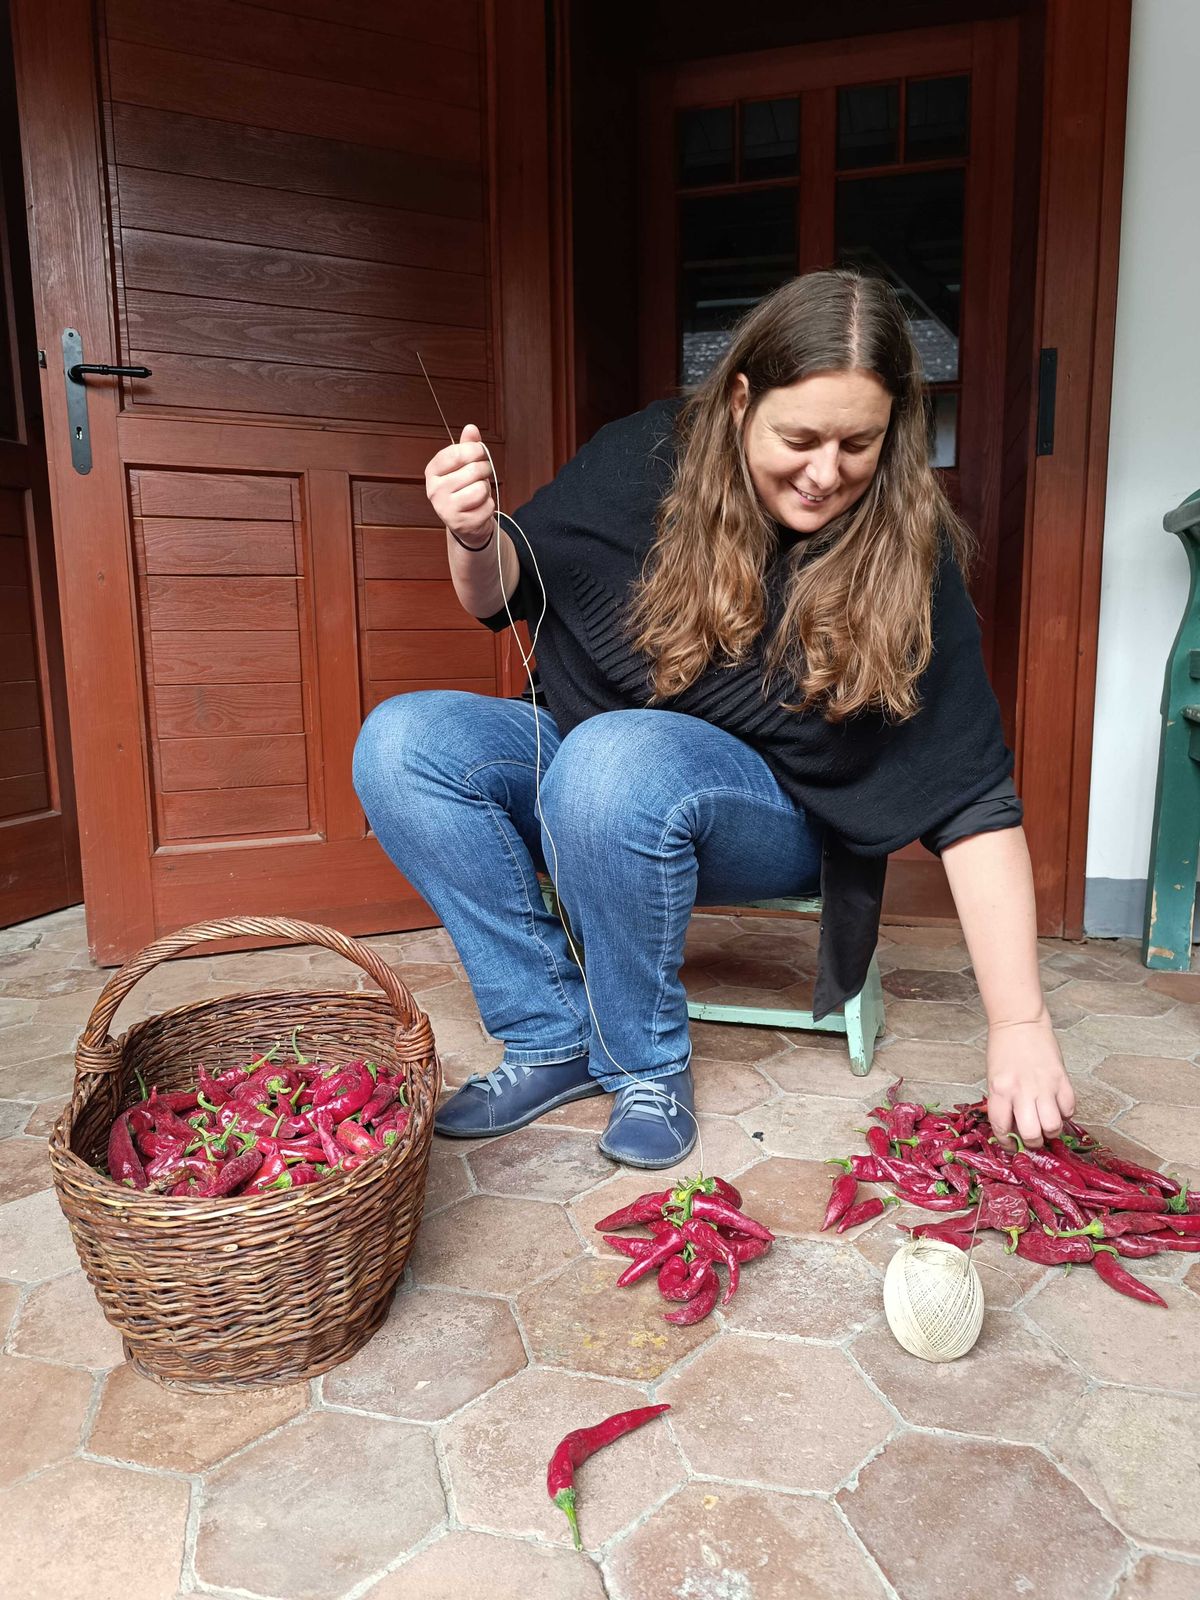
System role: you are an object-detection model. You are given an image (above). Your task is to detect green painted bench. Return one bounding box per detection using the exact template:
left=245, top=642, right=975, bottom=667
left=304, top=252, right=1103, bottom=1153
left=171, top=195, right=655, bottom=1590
left=539, top=883, right=885, bottom=1077
left=1143, top=489, right=1200, bottom=970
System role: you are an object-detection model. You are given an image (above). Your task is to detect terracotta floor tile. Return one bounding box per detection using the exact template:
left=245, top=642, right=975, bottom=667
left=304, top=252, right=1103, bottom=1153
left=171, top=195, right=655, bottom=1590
left=879, top=1000, right=986, bottom=1043
left=687, top=1017, right=797, bottom=1062
left=426, top=1014, right=504, bottom=1086
left=1069, top=1075, right=1133, bottom=1124
left=691, top=1056, right=777, bottom=1114
left=852, top=1216, right=1049, bottom=1308
left=466, top=1124, right=614, bottom=1203
left=367, top=1529, right=608, bottom=1600
left=1042, top=947, right=1140, bottom=983
left=734, top=1156, right=884, bottom=1242
left=324, top=1285, right=526, bottom=1420
left=1027, top=1269, right=1200, bottom=1389
left=0, top=965, right=105, bottom=1001
left=760, top=1044, right=881, bottom=1098
left=0, top=1033, right=79, bottom=1088
left=1113, top=1555, right=1200, bottom=1600
left=1044, top=987, right=1087, bottom=1027
left=0, top=1100, right=32, bottom=1137
left=1051, top=1387, right=1200, bottom=1556
left=0, top=1279, right=17, bottom=1335
left=661, top=1334, right=891, bottom=1491
left=852, top=1309, right=1087, bottom=1442
left=1074, top=1013, right=1200, bottom=1060
left=410, top=1194, right=580, bottom=1293
left=517, top=1254, right=716, bottom=1379
left=684, top=954, right=807, bottom=991
left=21, top=1094, right=69, bottom=1137
left=736, top=1092, right=873, bottom=1162
left=0, top=1457, right=190, bottom=1600
left=881, top=925, right=967, bottom=949
left=882, top=967, right=980, bottom=1003
left=1113, top=1103, right=1200, bottom=1167
left=196, top=1411, right=445, bottom=1599
left=0, top=996, right=36, bottom=1029
left=1145, top=970, right=1200, bottom=1003
left=90, top=1362, right=308, bottom=1471
left=0, top=1134, right=53, bottom=1204
left=1096, top=1054, right=1200, bottom=1105
left=11, top=1270, right=126, bottom=1368
left=1187, top=1259, right=1200, bottom=1296
left=604, top=1482, right=888, bottom=1600
left=0, top=1350, right=93, bottom=1485
left=1054, top=1029, right=1112, bottom=1074
left=417, top=977, right=485, bottom=1021
left=838, top=1432, right=1127, bottom=1600
left=422, top=1142, right=472, bottom=1213
left=722, top=1236, right=879, bottom=1338
left=876, top=942, right=971, bottom=972
left=0, top=1186, right=82, bottom=1282
left=541, top=1090, right=612, bottom=1131
left=1059, top=979, right=1177, bottom=1017
left=868, top=1037, right=987, bottom=1084
left=442, top=1366, right=683, bottom=1549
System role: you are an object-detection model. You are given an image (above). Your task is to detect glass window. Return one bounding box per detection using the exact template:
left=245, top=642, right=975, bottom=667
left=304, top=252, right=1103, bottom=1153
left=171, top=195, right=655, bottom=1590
left=836, top=168, right=965, bottom=381
left=740, top=98, right=799, bottom=181
left=906, top=75, right=970, bottom=161
left=678, top=106, right=735, bottom=187
left=679, top=189, right=797, bottom=384
left=836, top=83, right=899, bottom=170
left=929, top=390, right=958, bottom=468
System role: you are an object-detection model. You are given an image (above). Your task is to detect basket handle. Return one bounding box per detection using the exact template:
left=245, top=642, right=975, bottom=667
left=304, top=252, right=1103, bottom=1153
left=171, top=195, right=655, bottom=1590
left=75, top=916, right=423, bottom=1078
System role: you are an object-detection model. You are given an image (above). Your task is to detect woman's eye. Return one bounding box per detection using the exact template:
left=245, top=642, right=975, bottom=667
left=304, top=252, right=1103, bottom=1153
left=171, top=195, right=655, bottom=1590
left=841, top=442, right=867, bottom=456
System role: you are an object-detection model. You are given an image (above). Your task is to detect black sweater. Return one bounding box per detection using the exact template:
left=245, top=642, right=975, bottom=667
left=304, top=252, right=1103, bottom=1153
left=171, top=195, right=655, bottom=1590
left=481, top=399, right=1020, bottom=1016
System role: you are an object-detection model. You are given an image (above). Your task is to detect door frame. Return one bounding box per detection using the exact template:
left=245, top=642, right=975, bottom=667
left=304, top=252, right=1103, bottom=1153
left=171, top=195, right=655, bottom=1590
left=554, top=0, right=1130, bottom=939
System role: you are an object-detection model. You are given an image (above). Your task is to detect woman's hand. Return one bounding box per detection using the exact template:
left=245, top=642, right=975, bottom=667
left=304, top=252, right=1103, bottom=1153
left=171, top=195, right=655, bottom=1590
left=985, top=1008, right=1075, bottom=1148
left=425, top=422, right=496, bottom=546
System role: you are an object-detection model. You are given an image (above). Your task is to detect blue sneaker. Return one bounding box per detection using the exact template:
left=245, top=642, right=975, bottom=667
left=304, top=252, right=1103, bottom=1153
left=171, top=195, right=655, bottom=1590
left=598, top=1067, right=697, bottom=1169
left=435, top=1057, right=603, bottom=1138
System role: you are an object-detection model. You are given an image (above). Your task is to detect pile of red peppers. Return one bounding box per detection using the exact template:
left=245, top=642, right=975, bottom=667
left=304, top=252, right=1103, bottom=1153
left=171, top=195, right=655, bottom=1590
left=595, top=1175, right=775, bottom=1324
left=823, top=1079, right=1199, bottom=1307
left=105, top=1031, right=410, bottom=1198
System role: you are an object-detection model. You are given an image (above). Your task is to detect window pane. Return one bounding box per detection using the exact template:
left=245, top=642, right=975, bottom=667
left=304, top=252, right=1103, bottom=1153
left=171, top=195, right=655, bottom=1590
left=741, top=97, right=799, bottom=180
left=678, top=106, right=735, bottom=187
left=929, top=390, right=958, bottom=468
left=679, top=189, right=797, bottom=384
left=836, top=169, right=964, bottom=381
left=837, top=82, right=899, bottom=170
left=906, top=75, right=970, bottom=161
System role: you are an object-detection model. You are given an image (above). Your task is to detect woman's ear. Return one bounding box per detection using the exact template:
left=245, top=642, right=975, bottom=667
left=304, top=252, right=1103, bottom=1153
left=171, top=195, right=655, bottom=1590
left=729, top=373, right=750, bottom=431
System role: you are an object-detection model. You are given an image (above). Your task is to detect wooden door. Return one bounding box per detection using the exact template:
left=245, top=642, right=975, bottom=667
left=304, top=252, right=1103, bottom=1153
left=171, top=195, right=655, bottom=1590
left=0, top=14, right=81, bottom=927
left=11, top=0, right=555, bottom=962
left=639, top=21, right=1020, bottom=920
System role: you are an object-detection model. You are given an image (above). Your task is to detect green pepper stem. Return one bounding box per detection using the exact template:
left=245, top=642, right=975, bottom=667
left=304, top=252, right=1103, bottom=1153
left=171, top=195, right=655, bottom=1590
left=553, top=1488, right=582, bottom=1551
left=135, top=1068, right=148, bottom=1101
left=289, top=1026, right=309, bottom=1065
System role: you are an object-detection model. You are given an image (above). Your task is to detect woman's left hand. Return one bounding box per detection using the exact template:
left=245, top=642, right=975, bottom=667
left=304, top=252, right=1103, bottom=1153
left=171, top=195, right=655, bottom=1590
left=985, top=1009, right=1076, bottom=1148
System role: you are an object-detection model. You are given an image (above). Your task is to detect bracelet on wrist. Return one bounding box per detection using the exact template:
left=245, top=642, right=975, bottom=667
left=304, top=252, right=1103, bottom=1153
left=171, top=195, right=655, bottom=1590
left=448, top=523, right=496, bottom=552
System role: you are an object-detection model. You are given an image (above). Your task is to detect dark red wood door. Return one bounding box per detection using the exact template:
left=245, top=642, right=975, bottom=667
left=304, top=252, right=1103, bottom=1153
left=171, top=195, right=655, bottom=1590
left=12, top=0, right=554, bottom=961
left=0, top=23, right=81, bottom=927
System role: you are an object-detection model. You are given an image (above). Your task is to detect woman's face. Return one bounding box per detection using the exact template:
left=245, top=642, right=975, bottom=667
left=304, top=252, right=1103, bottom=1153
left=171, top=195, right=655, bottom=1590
left=731, top=369, right=893, bottom=534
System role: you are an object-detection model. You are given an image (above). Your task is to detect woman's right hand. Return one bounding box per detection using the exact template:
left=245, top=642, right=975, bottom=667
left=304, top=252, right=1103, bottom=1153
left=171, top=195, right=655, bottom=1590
left=425, top=422, right=496, bottom=547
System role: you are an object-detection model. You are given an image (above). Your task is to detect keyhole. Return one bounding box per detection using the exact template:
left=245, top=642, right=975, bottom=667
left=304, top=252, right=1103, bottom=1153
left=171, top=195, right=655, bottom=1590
left=75, top=426, right=83, bottom=440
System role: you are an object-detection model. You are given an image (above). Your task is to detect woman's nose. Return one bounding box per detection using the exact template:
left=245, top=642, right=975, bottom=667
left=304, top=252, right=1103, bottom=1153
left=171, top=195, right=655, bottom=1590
left=802, top=444, right=839, bottom=491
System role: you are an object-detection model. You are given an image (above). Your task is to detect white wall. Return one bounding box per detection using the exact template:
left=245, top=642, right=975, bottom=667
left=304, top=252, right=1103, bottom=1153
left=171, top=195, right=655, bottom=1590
left=1084, top=0, right=1200, bottom=933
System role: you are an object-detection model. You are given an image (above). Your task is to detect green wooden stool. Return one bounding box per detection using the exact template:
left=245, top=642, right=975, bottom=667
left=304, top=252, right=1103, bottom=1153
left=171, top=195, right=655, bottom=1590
left=539, top=883, right=884, bottom=1077
left=1143, top=489, right=1200, bottom=970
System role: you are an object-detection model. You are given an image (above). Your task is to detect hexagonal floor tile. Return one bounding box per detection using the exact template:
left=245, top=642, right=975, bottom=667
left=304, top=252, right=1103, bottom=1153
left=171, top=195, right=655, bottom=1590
left=90, top=1362, right=308, bottom=1472
left=722, top=1237, right=879, bottom=1339
left=1074, top=1013, right=1200, bottom=1059
left=409, top=1194, right=580, bottom=1293
left=323, top=1285, right=526, bottom=1421
left=882, top=969, right=980, bottom=1003
left=838, top=1432, right=1128, bottom=1600
left=687, top=1018, right=794, bottom=1063
left=759, top=1045, right=877, bottom=1099
left=1026, top=1267, right=1200, bottom=1390
left=867, top=1038, right=987, bottom=1084
left=0, top=1281, right=17, bottom=1337
left=734, top=1156, right=884, bottom=1243
left=441, top=1366, right=683, bottom=1550
left=1112, top=1104, right=1200, bottom=1168
left=1145, top=971, right=1200, bottom=1002
left=1112, top=1555, right=1200, bottom=1600
left=737, top=1093, right=871, bottom=1161
left=0, top=1351, right=92, bottom=1486
left=604, top=1482, right=888, bottom=1600
left=422, top=1142, right=472, bottom=1214
left=879, top=1000, right=985, bottom=1042
left=659, top=1333, right=891, bottom=1491
left=0, top=1457, right=190, bottom=1600
left=10, top=1270, right=126, bottom=1369
left=516, top=1255, right=714, bottom=1380
left=853, top=1218, right=1048, bottom=1308
left=366, top=1529, right=608, bottom=1599
left=196, top=1411, right=445, bottom=1600
left=0, top=1187, right=82, bottom=1282
left=1095, top=1055, right=1200, bottom=1105
left=1059, top=980, right=1176, bottom=1017
left=466, top=1125, right=613, bottom=1203
left=691, top=1056, right=777, bottom=1114
left=852, top=1310, right=1087, bottom=1442
left=1051, top=1386, right=1200, bottom=1556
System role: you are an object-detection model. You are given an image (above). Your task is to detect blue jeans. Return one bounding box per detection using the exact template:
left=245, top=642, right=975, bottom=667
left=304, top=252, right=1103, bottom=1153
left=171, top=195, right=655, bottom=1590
left=352, top=692, right=823, bottom=1092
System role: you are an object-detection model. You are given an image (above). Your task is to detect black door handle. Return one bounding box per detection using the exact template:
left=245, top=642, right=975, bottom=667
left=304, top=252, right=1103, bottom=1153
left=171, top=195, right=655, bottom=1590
left=67, top=362, right=153, bottom=382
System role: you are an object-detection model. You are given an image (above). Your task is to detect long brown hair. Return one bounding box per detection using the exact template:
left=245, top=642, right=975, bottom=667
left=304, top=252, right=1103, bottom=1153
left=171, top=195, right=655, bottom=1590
left=627, top=269, right=971, bottom=722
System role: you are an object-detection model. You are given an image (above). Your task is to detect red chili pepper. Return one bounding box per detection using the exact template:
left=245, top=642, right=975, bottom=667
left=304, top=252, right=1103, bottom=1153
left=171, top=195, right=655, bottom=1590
left=837, top=1196, right=895, bottom=1233
left=895, top=1189, right=977, bottom=1212
left=1061, top=1213, right=1171, bottom=1239
left=941, top=1161, right=974, bottom=1197
left=546, top=1404, right=670, bottom=1549
left=197, top=1067, right=230, bottom=1107
left=376, top=1110, right=412, bottom=1146
left=1092, top=1247, right=1167, bottom=1305
left=865, top=1125, right=891, bottom=1159
left=335, top=1121, right=383, bottom=1157
left=241, top=1147, right=289, bottom=1192
left=821, top=1173, right=859, bottom=1232
left=1089, top=1152, right=1178, bottom=1194
left=664, top=1263, right=720, bottom=1325
left=1011, top=1155, right=1088, bottom=1227
left=1148, top=1236, right=1200, bottom=1252
left=690, top=1194, right=773, bottom=1241
left=274, top=1138, right=327, bottom=1164
left=956, top=1147, right=1017, bottom=1183
left=660, top=1255, right=720, bottom=1305
left=615, top=1227, right=686, bottom=1287
left=720, top=1233, right=772, bottom=1263
left=977, top=1182, right=1030, bottom=1234
left=310, top=1060, right=375, bottom=1123
left=1164, top=1215, right=1200, bottom=1235
left=196, top=1149, right=263, bottom=1197
left=1012, top=1230, right=1094, bottom=1265
left=603, top=1234, right=660, bottom=1260
left=680, top=1219, right=740, bottom=1305
left=106, top=1110, right=148, bottom=1189
left=1109, top=1235, right=1161, bottom=1258
left=1076, top=1190, right=1166, bottom=1214
left=594, top=1191, right=672, bottom=1232
left=1023, top=1189, right=1060, bottom=1230
left=710, top=1176, right=743, bottom=1209
left=907, top=1223, right=978, bottom=1248
left=361, top=1082, right=398, bottom=1124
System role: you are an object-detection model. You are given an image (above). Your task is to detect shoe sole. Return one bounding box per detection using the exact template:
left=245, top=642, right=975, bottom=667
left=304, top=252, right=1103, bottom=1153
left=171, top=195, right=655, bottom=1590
left=597, top=1132, right=698, bottom=1171
left=435, top=1080, right=605, bottom=1140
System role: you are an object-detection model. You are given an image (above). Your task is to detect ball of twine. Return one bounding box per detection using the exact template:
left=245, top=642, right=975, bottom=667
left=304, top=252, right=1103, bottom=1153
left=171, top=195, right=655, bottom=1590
left=883, top=1237, right=985, bottom=1362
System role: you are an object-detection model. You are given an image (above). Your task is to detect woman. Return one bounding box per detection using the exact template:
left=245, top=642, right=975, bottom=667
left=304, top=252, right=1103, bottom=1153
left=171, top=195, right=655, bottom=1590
left=353, top=270, right=1075, bottom=1169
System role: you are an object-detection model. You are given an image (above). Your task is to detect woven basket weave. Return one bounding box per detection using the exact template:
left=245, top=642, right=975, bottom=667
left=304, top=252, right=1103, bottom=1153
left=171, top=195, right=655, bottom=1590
left=49, top=916, right=441, bottom=1390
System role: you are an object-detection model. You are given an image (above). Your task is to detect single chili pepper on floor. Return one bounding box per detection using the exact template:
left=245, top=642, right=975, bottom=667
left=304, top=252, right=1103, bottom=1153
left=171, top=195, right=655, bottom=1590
left=680, top=1219, right=740, bottom=1304
left=107, top=1110, right=148, bottom=1189
left=1011, top=1230, right=1094, bottom=1265
left=547, top=1404, right=671, bottom=1549
left=615, top=1227, right=686, bottom=1287
left=690, top=1193, right=774, bottom=1240
left=1092, top=1247, right=1168, bottom=1306
left=664, top=1264, right=720, bottom=1325
left=821, top=1173, right=859, bottom=1232
left=886, top=1078, right=905, bottom=1107
left=837, top=1196, right=896, bottom=1233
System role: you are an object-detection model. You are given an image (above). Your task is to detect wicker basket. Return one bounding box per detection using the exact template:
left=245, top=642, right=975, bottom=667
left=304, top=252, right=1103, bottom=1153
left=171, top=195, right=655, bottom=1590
left=49, top=916, right=441, bottom=1390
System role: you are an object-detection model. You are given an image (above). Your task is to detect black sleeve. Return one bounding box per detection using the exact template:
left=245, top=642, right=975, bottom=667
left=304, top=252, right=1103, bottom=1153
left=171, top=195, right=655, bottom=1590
left=919, top=776, right=1024, bottom=855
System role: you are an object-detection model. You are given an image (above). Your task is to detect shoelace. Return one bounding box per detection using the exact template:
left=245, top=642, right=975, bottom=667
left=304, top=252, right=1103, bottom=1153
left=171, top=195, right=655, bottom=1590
left=464, top=1062, right=532, bottom=1098
left=614, top=1082, right=678, bottom=1123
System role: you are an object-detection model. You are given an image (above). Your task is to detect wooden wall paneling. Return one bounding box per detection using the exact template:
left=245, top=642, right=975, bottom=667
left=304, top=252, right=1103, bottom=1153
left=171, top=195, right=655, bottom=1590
left=235, top=0, right=482, bottom=50
left=797, top=87, right=836, bottom=271
left=305, top=469, right=363, bottom=842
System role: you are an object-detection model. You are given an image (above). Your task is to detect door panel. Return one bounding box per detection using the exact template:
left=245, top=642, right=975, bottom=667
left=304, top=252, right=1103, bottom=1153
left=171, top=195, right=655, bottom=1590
left=14, top=0, right=554, bottom=960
